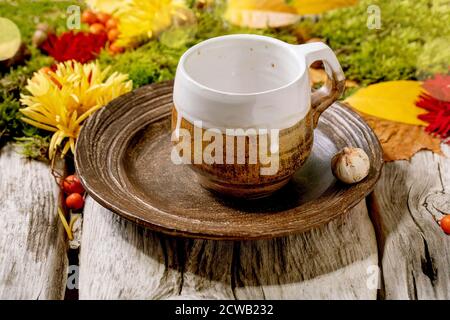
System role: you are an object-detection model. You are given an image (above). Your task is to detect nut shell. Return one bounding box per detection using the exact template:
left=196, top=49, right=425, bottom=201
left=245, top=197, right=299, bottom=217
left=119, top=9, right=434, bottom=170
left=32, top=29, right=47, bottom=47
left=331, top=147, right=370, bottom=184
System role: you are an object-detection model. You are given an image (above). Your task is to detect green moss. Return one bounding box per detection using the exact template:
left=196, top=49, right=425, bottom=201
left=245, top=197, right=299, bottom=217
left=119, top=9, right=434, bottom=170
left=14, top=136, right=50, bottom=162
left=97, top=42, right=181, bottom=89
left=0, top=94, right=41, bottom=147
left=416, top=36, right=450, bottom=78
left=315, top=0, right=450, bottom=84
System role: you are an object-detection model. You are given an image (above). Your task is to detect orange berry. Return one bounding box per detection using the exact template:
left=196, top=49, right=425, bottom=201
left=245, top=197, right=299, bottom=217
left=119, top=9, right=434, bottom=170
left=89, top=23, right=106, bottom=35
left=105, top=18, right=118, bottom=30
left=96, top=12, right=111, bottom=25
left=441, top=215, right=450, bottom=235
left=109, top=42, right=124, bottom=54
left=107, top=28, right=119, bottom=42
left=81, top=10, right=97, bottom=25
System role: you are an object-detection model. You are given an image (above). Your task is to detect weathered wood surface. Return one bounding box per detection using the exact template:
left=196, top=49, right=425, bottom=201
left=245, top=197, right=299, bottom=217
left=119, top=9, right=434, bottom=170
left=370, top=144, right=450, bottom=299
left=79, top=197, right=378, bottom=299
left=0, top=144, right=67, bottom=299
left=3, top=143, right=449, bottom=300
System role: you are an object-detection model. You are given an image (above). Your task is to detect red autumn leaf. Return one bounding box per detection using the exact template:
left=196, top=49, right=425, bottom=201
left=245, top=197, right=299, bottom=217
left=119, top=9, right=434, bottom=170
left=41, top=31, right=107, bottom=64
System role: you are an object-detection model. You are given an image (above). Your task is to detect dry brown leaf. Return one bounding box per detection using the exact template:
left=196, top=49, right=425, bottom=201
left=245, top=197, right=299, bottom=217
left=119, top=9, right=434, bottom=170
left=346, top=105, right=442, bottom=161
left=345, top=79, right=359, bottom=88
left=309, top=68, right=327, bottom=85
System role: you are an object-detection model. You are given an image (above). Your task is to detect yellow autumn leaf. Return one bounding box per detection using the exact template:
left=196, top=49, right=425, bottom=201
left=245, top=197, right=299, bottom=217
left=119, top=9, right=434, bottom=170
left=345, top=81, right=427, bottom=126
left=85, top=0, right=131, bottom=14
left=226, top=0, right=296, bottom=13
left=225, top=10, right=301, bottom=28
left=288, top=0, right=358, bottom=15
left=225, top=0, right=358, bottom=27
left=225, top=0, right=298, bottom=28
left=0, top=18, right=21, bottom=61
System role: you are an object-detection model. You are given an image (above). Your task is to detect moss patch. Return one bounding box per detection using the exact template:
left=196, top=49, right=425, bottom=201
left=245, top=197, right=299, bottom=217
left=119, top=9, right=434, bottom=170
left=98, top=8, right=298, bottom=88
left=315, top=0, right=450, bottom=84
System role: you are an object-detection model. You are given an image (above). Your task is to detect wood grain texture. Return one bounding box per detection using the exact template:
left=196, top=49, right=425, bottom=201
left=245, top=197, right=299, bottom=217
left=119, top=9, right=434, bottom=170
left=80, top=197, right=378, bottom=299
left=0, top=144, right=67, bottom=299
left=370, top=144, right=450, bottom=299
left=79, top=196, right=183, bottom=299
left=75, top=81, right=383, bottom=240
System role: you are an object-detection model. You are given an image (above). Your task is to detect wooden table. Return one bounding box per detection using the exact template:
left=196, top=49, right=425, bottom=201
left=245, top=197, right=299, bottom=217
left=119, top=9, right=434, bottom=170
left=1, top=142, right=449, bottom=299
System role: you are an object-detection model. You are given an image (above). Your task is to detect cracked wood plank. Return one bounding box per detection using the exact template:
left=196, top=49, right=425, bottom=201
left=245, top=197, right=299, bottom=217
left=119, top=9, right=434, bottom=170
left=0, top=144, right=68, bottom=299
left=80, top=198, right=378, bottom=299
left=370, top=144, right=450, bottom=299
left=79, top=196, right=183, bottom=299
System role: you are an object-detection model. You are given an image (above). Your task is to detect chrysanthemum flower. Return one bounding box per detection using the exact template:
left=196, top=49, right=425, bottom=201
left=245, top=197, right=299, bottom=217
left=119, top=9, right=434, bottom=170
left=20, top=60, right=132, bottom=159
left=85, top=0, right=130, bottom=14
left=115, top=0, right=186, bottom=47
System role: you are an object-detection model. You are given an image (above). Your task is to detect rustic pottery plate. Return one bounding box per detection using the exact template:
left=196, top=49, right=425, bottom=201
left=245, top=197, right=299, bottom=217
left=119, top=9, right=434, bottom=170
left=75, top=81, right=383, bottom=240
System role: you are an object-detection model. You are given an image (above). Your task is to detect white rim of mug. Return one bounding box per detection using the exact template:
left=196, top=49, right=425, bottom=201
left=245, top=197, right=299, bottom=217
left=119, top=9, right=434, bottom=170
left=178, top=34, right=306, bottom=97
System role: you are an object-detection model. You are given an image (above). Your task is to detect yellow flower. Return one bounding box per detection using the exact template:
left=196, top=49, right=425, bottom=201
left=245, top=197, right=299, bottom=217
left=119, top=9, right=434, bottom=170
left=115, top=0, right=186, bottom=47
left=85, top=0, right=130, bottom=14
left=20, top=61, right=132, bottom=159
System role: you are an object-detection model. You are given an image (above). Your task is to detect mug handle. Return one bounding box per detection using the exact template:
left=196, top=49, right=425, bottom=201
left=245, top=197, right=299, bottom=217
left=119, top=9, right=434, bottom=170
left=292, top=42, right=346, bottom=127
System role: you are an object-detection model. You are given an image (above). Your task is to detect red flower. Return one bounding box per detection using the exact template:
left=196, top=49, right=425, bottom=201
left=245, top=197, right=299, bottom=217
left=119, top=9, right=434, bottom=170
left=417, top=74, right=450, bottom=143
left=41, top=31, right=107, bottom=64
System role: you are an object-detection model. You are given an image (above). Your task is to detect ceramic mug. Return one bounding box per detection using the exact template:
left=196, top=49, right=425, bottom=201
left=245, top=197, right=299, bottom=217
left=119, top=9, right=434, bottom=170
left=172, top=34, right=345, bottom=198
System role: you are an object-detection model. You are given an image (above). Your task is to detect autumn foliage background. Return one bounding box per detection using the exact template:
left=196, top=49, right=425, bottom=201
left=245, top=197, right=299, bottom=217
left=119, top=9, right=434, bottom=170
left=0, top=0, right=449, bottom=161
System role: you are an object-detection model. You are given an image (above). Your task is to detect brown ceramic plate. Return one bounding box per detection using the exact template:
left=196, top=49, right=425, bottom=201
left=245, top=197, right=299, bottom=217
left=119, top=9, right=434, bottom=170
left=75, top=81, right=383, bottom=240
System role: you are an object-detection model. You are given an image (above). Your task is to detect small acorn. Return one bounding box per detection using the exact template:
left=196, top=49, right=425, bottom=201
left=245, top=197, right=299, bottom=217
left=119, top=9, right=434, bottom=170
left=331, top=147, right=370, bottom=184
left=36, top=22, right=54, bottom=34
left=32, top=23, right=55, bottom=48
left=32, top=29, right=48, bottom=47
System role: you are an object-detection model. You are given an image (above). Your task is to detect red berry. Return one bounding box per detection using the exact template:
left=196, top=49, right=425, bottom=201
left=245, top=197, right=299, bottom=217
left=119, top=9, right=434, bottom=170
left=63, top=175, right=85, bottom=194
left=441, top=215, right=450, bottom=235
left=96, top=12, right=111, bottom=25
left=107, top=28, right=119, bottom=42
left=109, top=42, right=124, bottom=54
left=66, top=193, right=84, bottom=210
left=81, top=10, right=98, bottom=25
left=105, top=18, right=118, bottom=30
left=89, top=23, right=106, bottom=35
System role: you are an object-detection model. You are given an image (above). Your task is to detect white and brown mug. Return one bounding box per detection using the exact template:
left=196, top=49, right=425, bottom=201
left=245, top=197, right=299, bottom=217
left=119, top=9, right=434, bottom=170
left=172, top=34, right=345, bottom=199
